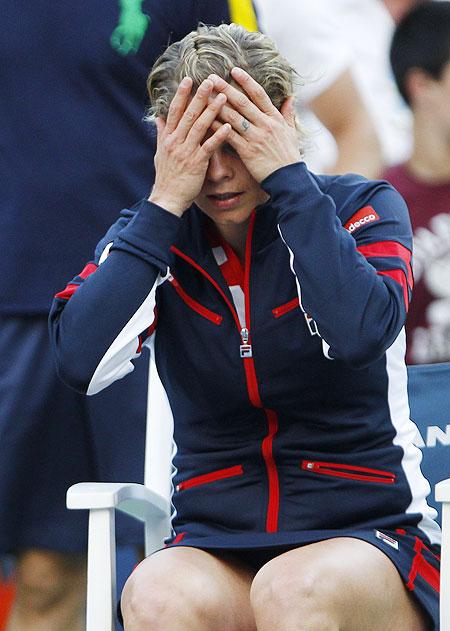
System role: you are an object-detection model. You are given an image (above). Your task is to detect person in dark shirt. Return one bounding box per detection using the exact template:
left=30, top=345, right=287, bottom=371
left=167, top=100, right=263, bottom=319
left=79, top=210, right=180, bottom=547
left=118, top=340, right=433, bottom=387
left=383, top=1, right=450, bottom=364
left=0, top=2, right=257, bottom=629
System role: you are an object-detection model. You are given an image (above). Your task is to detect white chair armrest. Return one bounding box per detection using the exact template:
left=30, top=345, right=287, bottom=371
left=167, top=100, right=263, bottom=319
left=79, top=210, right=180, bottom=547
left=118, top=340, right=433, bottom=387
left=436, top=479, right=450, bottom=631
left=67, top=482, right=170, bottom=521
left=66, top=482, right=171, bottom=631
left=436, top=478, right=450, bottom=503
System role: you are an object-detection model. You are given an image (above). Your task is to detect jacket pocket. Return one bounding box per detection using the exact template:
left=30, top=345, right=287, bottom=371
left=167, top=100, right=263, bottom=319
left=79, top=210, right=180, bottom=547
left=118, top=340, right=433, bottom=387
left=301, top=460, right=395, bottom=484
left=272, top=297, right=299, bottom=318
left=176, top=465, right=244, bottom=492
left=170, top=276, right=222, bottom=325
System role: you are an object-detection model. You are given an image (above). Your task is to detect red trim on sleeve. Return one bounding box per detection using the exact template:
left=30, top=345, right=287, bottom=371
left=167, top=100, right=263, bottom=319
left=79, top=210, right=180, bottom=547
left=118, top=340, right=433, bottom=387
left=357, top=241, right=413, bottom=288
left=378, top=269, right=410, bottom=311
left=54, top=283, right=79, bottom=301
left=54, top=263, right=98, bottom=301
left=79, top=262, right=98, bottom=279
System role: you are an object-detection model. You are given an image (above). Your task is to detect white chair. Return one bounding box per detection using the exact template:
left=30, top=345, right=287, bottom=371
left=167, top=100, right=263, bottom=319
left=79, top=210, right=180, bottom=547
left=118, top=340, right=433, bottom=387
left=67, top=350, right=173, bottom=631
left=437, top=478, right=450, bottom=630
left=67, top=359, right=450, bottom=630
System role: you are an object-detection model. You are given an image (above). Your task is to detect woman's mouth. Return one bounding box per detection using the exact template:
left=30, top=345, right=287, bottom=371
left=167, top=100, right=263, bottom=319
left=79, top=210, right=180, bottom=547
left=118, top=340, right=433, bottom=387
left=207, top=192, right=243, bottom=208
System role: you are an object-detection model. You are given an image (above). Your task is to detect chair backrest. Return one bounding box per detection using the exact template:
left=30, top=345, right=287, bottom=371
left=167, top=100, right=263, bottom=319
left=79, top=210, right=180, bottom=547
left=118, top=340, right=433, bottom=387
left=407, top=362, right=450, bottom=523
left=144, top=340, right=174, bottom=501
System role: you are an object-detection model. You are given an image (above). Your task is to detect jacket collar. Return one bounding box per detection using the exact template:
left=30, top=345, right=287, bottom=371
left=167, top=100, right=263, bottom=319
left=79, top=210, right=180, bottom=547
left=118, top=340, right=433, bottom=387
left=173, top=201, right=280, bottom=265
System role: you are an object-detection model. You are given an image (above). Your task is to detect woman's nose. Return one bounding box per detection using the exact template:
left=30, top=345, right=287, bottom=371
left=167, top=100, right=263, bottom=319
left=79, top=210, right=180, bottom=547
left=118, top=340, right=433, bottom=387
left=206, top=149, right=233, bottom=182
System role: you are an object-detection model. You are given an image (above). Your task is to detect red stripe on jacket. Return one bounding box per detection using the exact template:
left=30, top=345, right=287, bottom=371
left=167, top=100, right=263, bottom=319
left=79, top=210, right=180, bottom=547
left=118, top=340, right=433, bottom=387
left=357, top=241, right=412, bottom=310
left=378, top=270, right=410, bottom=311
left=357, top=241, right=413, bottom=287
left=54, top=263, right=98, bottom=300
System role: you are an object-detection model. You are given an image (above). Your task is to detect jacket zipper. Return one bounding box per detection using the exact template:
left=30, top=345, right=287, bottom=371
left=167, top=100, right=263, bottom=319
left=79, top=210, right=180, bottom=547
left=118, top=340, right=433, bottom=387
left=176, top=465, right=244, bottom=491
left=301, top=460, right=396, bottom=484
left=242, top=217, right=279, bottom=533
left=170, top=211, right=280, bottom=532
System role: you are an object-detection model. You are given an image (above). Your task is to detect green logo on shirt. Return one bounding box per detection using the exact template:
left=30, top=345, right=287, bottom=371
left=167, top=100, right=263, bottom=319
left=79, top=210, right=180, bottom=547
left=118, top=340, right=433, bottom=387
left=111, top=0, right=150, bottom=55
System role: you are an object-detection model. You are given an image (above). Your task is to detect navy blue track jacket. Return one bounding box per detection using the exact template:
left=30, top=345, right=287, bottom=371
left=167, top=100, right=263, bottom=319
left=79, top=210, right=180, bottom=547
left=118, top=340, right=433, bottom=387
left=50, top=162, right=441, bottom=548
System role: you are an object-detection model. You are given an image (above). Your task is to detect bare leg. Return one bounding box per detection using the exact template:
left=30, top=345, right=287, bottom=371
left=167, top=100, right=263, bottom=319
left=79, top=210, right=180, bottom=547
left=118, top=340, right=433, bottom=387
left=250, top=538, right=428, bottom=631
left=121, top=546, right=256, bottom=630
left=7, top=549, right=86, bottom=631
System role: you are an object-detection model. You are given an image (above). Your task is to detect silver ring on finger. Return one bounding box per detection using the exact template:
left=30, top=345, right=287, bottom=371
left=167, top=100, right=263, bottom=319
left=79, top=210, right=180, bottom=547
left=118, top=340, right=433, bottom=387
left=241, top=118, right=251, bottom=132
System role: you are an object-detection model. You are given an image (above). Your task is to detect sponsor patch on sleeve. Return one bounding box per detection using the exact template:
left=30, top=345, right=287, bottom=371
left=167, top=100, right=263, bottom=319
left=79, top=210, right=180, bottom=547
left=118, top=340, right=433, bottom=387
left=375, top=530, right=399, bottom=550
left=344, top=206, right=380, bottom=233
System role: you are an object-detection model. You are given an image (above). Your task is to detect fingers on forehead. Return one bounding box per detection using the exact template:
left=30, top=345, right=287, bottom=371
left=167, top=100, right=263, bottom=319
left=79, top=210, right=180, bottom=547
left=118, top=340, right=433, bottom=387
left=208, top=72, right=273, bottom=117
left=171, top=76, right=193, bottom=104
left=182, top=79, right=217, bottom=112
left=167, top=78, right=215, bottom=133
left=219, top=101, right=241, bottom=120
left=232, top=69, right=275, bottom=113
left=211, top=119, right=246, bottom=150
left=211, top=78, right=259, bottom=117
left=165, top=77, right=193, bottom=130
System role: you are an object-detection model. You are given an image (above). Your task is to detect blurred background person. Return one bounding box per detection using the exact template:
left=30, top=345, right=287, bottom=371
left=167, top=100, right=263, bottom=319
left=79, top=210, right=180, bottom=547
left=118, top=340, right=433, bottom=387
left=383, top=0, right=450, bottom=364
left=0, top=1, right=257, bottom=630
left=255, top=0, right=425, bottom=176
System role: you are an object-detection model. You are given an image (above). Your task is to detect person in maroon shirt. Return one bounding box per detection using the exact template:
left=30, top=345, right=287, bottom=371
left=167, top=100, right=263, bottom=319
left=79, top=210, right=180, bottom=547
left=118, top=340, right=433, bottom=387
left=383, top=1, right=450, bottom=364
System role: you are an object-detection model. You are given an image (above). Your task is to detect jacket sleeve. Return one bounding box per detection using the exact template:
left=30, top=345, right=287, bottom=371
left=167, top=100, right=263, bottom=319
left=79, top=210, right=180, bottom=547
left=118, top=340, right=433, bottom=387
left=49, top=200, right=181, bottom=394
left=262, top=162, right=413, bottom=367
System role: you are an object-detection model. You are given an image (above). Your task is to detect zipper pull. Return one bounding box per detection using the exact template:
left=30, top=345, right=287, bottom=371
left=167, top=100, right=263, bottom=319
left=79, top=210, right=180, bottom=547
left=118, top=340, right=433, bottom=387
left=240, top=327, right=252, bottom=358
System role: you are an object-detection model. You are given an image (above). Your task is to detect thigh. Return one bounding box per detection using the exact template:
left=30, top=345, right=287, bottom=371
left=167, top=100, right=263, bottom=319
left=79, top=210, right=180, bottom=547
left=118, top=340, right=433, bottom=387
left=121, top=546, right=256, bottom=631
left=251, top=537, right=429, bottom=631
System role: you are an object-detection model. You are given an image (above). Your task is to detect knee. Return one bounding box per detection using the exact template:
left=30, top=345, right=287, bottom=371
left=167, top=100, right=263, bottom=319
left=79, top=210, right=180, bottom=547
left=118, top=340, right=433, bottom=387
left=121, top=568, right=176, bottom=627
left=250, top=559, right=339, bottom=628
left=121, top=561, right=222, bottom=628
left=16, top=549, right=86, bottom=613
left=250, top=562, right=316, bottom=613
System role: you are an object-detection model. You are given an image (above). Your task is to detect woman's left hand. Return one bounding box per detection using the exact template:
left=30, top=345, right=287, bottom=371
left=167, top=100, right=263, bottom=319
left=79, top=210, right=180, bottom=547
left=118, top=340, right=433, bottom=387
left=209, top=67, right=301, bottom=182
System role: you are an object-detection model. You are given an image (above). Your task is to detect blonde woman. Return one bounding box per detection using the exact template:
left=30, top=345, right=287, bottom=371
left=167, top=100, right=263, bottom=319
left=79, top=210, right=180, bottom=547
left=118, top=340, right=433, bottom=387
left=51, top=24, right=440, bottom=630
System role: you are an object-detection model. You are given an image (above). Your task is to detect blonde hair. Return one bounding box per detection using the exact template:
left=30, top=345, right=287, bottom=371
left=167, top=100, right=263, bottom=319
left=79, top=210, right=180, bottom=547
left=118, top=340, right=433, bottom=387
left=146, top=23, right=300, bottom=120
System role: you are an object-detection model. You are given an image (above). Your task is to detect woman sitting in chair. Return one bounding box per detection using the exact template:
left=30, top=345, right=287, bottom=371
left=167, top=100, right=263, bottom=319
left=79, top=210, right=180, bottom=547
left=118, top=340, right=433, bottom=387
left=50, top=23, right=440, bottom=630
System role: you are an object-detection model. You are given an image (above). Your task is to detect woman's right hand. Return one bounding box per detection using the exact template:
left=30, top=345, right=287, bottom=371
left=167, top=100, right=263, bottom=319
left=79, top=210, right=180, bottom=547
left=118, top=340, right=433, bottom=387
left=149, top=77, right=231, bottom=217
